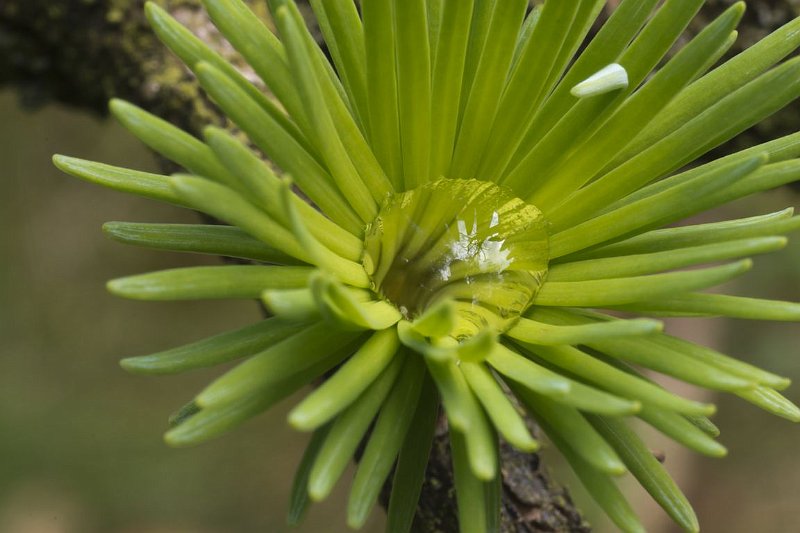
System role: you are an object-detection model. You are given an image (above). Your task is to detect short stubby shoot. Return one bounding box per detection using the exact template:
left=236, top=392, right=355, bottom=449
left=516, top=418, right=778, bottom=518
left=363, top=179, right=549, bottom=338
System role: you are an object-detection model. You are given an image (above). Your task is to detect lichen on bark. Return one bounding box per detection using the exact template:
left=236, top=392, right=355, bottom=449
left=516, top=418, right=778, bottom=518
left=1, top=0, right=232, bottom=134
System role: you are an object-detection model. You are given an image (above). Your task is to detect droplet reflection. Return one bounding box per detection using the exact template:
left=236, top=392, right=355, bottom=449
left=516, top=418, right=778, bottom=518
left=363, top=179, right=550, bottom=337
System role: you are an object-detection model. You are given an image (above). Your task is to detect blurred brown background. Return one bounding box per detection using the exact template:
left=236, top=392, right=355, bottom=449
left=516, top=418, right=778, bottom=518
left=1, top=1, right=800, bottom=532
left=0, top=91, right=385, bottom=533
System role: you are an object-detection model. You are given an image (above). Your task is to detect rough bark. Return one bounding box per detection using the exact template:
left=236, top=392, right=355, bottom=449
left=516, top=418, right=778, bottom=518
left=4, top=1, right=797, bottom=532
left=403, top=432, right=589, bottom=533
left=0, top=1, right=586, bottom=531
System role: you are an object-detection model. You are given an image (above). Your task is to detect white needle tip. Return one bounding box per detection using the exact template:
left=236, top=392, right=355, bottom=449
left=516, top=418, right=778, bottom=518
left=571, top=63, right=629, bottom=98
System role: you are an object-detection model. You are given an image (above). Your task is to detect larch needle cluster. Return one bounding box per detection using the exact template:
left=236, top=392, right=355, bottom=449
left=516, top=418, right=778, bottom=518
left=55, top=1, right=800, bottom=531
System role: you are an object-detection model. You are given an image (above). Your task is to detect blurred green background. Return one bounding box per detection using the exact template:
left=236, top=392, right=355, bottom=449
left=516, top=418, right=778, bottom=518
left=0, top=89, right=797, bottom=532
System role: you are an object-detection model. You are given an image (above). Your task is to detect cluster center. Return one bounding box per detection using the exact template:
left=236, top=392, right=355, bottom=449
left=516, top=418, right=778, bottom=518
left=362, top=179, right=550, bottom=338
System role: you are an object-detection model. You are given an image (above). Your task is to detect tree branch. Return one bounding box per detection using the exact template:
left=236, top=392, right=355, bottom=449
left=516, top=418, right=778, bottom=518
left=404, top=431, right=589, bottom=532
left=1, top=0, right=242, bottom=134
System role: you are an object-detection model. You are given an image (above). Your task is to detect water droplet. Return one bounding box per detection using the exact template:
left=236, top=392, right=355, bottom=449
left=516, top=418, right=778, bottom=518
left=363, top=179, right=549, bottom=337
